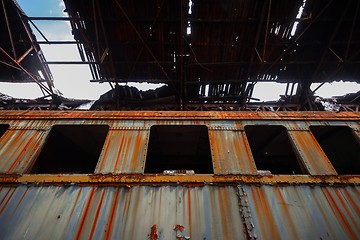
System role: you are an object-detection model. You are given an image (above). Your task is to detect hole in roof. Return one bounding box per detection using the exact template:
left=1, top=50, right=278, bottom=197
left=30, top=125, right=109, bottom=174
left=290, top=0, right=307, bottom=38
left=250, top=82, right=287, bottom=102
left=245, top=125, right=306, bottom=174
left=310, top=126, right=360, bottom=175
left=311, top=81, right=360, bottom=98
left=144, top=125, right=213, bottom=174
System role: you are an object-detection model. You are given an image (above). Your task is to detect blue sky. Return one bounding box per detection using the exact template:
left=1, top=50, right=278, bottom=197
left=1, top=0, right=358, bottom=100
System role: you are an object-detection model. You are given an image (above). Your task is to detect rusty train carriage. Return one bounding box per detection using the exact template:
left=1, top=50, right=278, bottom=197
left=0, top=110, right=359, bottom=239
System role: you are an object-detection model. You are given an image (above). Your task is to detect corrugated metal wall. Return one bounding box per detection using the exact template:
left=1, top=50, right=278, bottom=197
left=0, top=112, right=359, bottom=239
left=1, top=118, right=357, bottom=175
left=0, top=185, right=359, bottom=239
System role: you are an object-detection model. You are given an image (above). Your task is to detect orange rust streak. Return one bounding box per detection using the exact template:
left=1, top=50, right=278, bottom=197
left=323, top=188, right=357, bottom=239
left=114, top=133, right=126, bottom=172
left=69, top=188, right=83, bottom=220
left=241, top=132, right=256, bottom=172
left=218, top=188, right=229, bottom=240
left=3, top=131, right=23, bottom=172
left=122, top=189, right=131, bottom=220
left=1, top=110, right=359, bottom=121
left=343, top=189, right=360, bottom=216
left=76, top=187, right=96, bottom=240
left=131, top=131, right=142, bottom=171
left=333, top=190, right=360, bottom=233
left=275, top=188, right=297, bottom=235
left=258, top=187, right=278, bottom=238
left=97, top=134, right=112, bottom=171
left=0, top=188, right=16, bottom=215
left=8, top=131, right=38, bottom=172
left=89, top=188, right=107, bottom=239
left=0, top=188, right=11, bottom=207
left=105, top=188, right=120, bottom=240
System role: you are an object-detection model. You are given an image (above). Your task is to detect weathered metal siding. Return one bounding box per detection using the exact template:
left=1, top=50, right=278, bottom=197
left=0, top=185, right=246, bottom=240
left=0, top=117, right=359, bottom=175
left=209, top=129, right=256, bottom=174
left=0, top=185, right=359, bottom=239
left=245, top=185, right=360, bottom=239
left=96, top=129, right=148, bottom=173
left=0, top=129, right=46, bottom=173
left=288, top=130, right=337, bottom=175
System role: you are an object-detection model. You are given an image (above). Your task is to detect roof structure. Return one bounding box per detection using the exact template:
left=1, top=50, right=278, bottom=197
left=0, top=0, right=54, bottom=94
left=0, top=0, right=360, bottom=110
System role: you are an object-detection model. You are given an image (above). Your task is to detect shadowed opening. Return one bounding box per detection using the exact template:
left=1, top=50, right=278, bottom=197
left=245, top=125, right=306, bottom=174
left=30, top=125, right=109, bottom=174
left=310, top=126, right=360, bottom=175
left=145, top=125, right=213, bottom=174
left=0, top=124, right=9, bottom=139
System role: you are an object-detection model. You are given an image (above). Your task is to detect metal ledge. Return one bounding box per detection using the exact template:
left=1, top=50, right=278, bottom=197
left=0, top=174, right=359, bottom=185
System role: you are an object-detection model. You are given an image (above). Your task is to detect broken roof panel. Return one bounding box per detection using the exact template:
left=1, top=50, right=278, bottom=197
left=61, top=0, right=360, bottom=109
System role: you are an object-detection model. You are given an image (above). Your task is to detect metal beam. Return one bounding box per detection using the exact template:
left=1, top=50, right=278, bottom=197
left=0, top=174, right=358, bottom=185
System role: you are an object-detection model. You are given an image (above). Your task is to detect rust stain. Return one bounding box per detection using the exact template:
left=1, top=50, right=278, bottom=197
left=105, top=188, right=120, bottom=240
left=149, top=224, right=158, bottom=240
left=275, top=188, right=297, bottom=235
left=76, top=187, right=96, bottom=240
left=114, top=133, right=126, bottom=172
left=333, top=190, right=360, bottom=233
left=0, top=188, right=15, bottom=215
left=97, top=133, right=111, bottom=171
left=68, top=188, right=83, bottom=221
left=256, top=187, right=278, bottom=238
left=1, top=110, right=358, bottom=121
left=343, top=189, right=360, bottom=217
left=323, top=188, right=357, bottom=239
left=131, top=130, right=142, bottom=171
left=290, top=131, right=336, bottom=174
left=89, top=188, right=107, bottom=239
left=218, top=188, right=229, bottom=240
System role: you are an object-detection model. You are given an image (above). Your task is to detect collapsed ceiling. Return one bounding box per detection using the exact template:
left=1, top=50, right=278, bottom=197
left=1, top=0, right=359, bottom=110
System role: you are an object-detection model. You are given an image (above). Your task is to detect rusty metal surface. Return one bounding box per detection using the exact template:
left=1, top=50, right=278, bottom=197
left=288, top=130, right=337, bottom=175
left=0, top=110, right=359, bottom=121
left=245, top=184, right=360, bottom=239
left=0, top=185, right=246, bottom=240
left=0, top=174, right=359, bottom=185
left=0, top=111, right=358, bottom=176
left=210, top=129, right=257, bottom=174
left=96, top=129, right=148, bottom=173
left=0, top=129, right=46, bottom=173
left=0, top=184, right=359, bottom=239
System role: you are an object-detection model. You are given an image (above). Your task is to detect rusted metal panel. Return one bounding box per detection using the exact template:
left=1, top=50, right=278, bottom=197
left=0, top=185, right=359, bottom=239
left=0, top=129, right=46, bottom=173
left=0, top=110, right=359, bottom=121
left=245, top=184, right=360, bottom=239
left=0, top=185, right=246, bottom=240
left=210, top=129, right=256, bottom=174
left=95, top=129, right=148, bottom=173
left=288, top=130, right=337, bottom=175
left=1, top=174, right=360, bottom=185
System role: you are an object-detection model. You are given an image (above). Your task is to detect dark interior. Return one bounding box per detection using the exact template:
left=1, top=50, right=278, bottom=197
left=144, top=125, right=213, bottom=174
left=0, top=124, right=9, bottom=139
left=244, top=125, right=306, bottom=174
left=30, top=125, right=109, bottom=174
left=310, top=126, right=360, bottom=175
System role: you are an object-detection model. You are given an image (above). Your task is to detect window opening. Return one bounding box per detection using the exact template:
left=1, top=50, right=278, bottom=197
left=244, top=125, right=306, bottom=174
left=0, top=124, right=9, bottom=139
left=144, top=125, right=213, bottom=174
left=310, top=126, right=360, bottom=175
left=30, top=125, right=109, bottom=174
